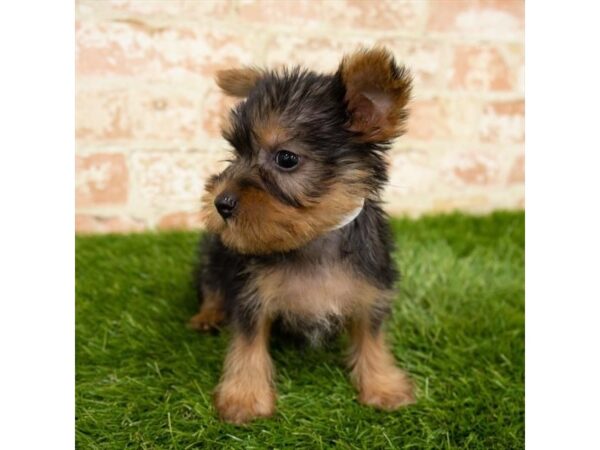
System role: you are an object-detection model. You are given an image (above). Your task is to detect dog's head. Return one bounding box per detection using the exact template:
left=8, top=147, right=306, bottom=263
left=202, top=47, right=412, bottom=254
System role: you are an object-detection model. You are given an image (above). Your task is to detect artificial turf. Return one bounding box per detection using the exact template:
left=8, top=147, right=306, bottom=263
left=76, top=211, right=524, bottom=449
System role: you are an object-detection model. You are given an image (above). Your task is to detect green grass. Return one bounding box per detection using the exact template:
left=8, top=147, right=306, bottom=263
left=76, top=211, right=524, bottom=449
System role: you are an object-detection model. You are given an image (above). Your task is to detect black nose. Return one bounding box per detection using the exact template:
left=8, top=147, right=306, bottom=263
left=214, top=192, right=238, bottom=219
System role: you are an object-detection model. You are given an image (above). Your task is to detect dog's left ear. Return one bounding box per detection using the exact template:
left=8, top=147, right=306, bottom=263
left=216, top=66, right=264, bottom=98
left=338, top=47, right=412, bottom=142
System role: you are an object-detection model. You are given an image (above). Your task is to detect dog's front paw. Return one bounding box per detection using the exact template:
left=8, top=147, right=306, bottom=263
left=214, top=382, right=276, bottom=424
left=358, top=368, right=415, bottom=410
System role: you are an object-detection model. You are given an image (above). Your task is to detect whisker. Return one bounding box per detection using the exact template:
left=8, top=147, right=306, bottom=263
left=386, top=184, right=409, bottom=192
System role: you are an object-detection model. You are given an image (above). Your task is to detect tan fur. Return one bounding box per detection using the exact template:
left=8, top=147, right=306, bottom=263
left=252, top=263, right=386, bottom=325
left=214, top=320, right=275, bottom=424
left=188, top=288, right=225, bottom=331
left=348, top=320, right=414, bottom=410
left=254, top=119, right=290, bottom=150
left=340, top=47, right=412, bottom=142
left=216, top=67, right=263, bottom=98
left=201, top=174, right=369, bottom=254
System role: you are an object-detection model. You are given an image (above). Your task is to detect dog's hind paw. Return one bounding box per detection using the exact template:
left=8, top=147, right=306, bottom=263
left=187, top=308, right=225, bottom=332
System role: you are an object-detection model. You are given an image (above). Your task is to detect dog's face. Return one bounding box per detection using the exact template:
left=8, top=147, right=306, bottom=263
left=202, top=48, right=412, bottom=254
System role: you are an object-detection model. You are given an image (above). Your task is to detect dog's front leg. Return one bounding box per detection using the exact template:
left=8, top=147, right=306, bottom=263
left=347, top=312, right=415, bottom=410
left=214, top=315, right=275, bottom=424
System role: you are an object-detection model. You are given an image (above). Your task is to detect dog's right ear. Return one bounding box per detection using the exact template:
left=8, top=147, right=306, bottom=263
left=215, top=67, right=263, bottom=97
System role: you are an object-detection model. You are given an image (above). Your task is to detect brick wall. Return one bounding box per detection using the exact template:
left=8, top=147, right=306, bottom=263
left=75, top=0, right=524, bottom=233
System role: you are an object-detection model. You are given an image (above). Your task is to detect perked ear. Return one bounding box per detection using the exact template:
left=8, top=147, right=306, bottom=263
left=215, top=66, right=264, bottom=97
left=338, top=47, right=412, bottom=142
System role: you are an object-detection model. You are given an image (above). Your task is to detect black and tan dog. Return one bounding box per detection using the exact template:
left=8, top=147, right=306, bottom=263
left=189, top=47, right=414, bottom=424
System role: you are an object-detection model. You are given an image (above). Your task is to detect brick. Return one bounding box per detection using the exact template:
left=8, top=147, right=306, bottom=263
left=450, top=45, right=518, bottom=91
left=76, top=214, right=145, bottom=234
left=101, top=0, right=233, bottom=19
left=427, top=0, right=524, bottom=37
left=376, top=38, right=451, bottom=91
left=76, top=87, right=133, bottom=142
left=480, top=100, right=525, bottom=144
left=443, top=151, right=501, bottom=186
left=158, top=210, right=203, bottom=230
left=76, top=153, right=128, bottom=206
left=507, top=153, right=525, bottom=184
left=234, top=0, right=325, bottom=28
left=76, top=1, right=232, bottom=21
left=406, top=100, right=445, bottom=141
left=389, top=146, right=511, bottom=198
left=320, top=0, right=427, bottom=32
left=201, top=84, right=239, bottom=139
left=130, top=151, right=227, bottom=210
left=385, top=147, right=492, bottom=215
left=388, top=148, right=439, bottom=197
left=406, top=98, right=481, bottom=142
left=76, top=20, right=255, bottom=79
left=76, top=83, right=218, bottom=144
left=264, top=34, right=376, bottom=73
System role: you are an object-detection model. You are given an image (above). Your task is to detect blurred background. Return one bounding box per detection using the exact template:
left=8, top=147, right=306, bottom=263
left=75, top=0, right=524, bottom=233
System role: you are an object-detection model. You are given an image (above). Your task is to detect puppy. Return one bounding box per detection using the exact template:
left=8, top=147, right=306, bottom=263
left=189, top=47, right=414, bottom=424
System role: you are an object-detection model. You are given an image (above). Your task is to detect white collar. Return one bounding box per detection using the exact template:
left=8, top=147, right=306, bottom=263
left=330, top=198, right=364, bottom=230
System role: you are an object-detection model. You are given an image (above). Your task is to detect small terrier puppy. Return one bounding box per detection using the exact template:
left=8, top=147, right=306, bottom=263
left=190, top=47, right=414, bottom=424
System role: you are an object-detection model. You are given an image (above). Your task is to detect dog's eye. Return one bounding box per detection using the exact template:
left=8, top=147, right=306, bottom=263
left=274, top=150, right=299, bottom=170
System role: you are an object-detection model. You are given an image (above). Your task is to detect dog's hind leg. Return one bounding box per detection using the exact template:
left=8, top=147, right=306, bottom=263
left=188, top=286, right=226, bottom=331
left=189, top=234, right=230, bottom=332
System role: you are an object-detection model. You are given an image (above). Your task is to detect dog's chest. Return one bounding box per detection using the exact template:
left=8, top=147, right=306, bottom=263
left=252, top=263, right=379, bottom=320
